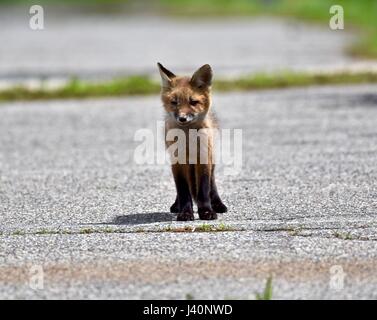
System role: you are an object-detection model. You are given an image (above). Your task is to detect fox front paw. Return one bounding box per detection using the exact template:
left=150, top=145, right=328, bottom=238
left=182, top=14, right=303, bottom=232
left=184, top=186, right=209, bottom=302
left=211, top=201, right=228, bottom=213
left=177, top=204, right=194, bottom=221
left=170, top=201, right=180, bottom=213
left=177, top=211, right=194, bottom=221
left=198, top=207, right=218, bottom=220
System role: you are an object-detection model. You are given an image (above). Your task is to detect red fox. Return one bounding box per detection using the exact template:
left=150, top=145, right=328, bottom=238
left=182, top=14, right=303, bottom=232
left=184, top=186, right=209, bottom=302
left=157, top=63, right=227, bottom=221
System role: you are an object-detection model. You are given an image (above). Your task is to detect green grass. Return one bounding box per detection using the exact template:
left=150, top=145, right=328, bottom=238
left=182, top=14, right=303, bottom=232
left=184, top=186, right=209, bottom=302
left=195, top=222, right=236, bottom=232
left=6, top=224, right=239, bottom=236
left=0, top=76, right=159, bottom=102
left=12, top=230, right=26, bottom=236
left=1, top=71, right=377, bottom=102
left=35, top=228, right=51, bottom=235
left=333, top=231, right=354, bottom=240
left=215, top=71, right=377, bottom=91
left=185, top=293, right=194, bottom=300
left=162, top=223, right=239, bottom=233
left=256, top=276, right=273, bottom=300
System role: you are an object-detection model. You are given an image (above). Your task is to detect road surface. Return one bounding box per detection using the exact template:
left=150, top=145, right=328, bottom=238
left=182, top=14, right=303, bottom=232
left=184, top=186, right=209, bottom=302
left=0, top=84, right=376, bottom=299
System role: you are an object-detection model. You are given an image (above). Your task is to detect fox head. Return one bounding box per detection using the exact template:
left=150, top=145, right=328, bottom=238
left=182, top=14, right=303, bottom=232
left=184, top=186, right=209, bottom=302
left=157, top=63, right=212, bottom=126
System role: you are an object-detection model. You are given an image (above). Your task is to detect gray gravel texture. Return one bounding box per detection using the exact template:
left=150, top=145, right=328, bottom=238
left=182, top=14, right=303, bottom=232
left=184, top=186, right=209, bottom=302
left=0, top=84, right=376, bottom=299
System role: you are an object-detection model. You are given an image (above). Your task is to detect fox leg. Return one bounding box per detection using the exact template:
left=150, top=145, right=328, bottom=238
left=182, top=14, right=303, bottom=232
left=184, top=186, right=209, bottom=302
left=210, top=165, right=228, bottom=213
left=170, top=195, right=179, bottom=213
left=196, top=164, right=217, bottom=220
left=172, top=164, right=194, bottom=221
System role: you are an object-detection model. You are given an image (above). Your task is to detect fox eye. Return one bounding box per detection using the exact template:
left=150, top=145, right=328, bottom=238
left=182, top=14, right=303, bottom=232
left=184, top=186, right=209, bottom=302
left=171, top=100, right=178, bottom=106
left=190, top=99, right=199, bottom=106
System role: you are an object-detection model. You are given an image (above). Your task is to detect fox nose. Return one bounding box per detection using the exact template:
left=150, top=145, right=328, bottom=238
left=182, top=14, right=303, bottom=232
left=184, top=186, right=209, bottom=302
left=178, top=116, right=187, bottom=123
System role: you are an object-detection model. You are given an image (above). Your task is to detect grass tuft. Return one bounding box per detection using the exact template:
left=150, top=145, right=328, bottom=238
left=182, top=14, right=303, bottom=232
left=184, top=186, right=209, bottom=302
left=185, top=293, right=194, bottom=300
left=0, top=76, right=159, bottom=102
left=1, top=71, right=377, bottom=102
left=333, top=231, right=354, bottom=240
left=256, top=276, right=273, bottom=300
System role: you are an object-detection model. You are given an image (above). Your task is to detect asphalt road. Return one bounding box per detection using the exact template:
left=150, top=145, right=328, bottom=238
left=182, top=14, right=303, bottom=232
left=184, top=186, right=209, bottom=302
left=0, top=84, right=376, bottom=299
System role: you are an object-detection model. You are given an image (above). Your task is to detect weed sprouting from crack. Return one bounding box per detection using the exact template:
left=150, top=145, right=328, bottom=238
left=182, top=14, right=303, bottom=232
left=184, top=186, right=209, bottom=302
left=185, top=293, right=194, bottom=300
left=287, top=228, right=302, bottom=236
left=255, top=276, right=273, bottom=300
left=333, top=231, right=354, bottom=240
left=11, top=230, right=26, bottom=236
left=162, top=222, right=241, bottom=233
left=6, top=222, right=242, bottom=237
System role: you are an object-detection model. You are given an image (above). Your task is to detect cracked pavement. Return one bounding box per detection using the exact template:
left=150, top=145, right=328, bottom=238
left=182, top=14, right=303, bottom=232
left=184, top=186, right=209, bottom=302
left=0, top=84, right=376, bottom=299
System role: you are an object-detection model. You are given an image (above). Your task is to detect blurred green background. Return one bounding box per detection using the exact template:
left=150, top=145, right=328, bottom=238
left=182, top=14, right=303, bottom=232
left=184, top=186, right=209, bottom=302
left=3, top=0, right=377, bottom=57
left=1, top=0, right=376, bottom=101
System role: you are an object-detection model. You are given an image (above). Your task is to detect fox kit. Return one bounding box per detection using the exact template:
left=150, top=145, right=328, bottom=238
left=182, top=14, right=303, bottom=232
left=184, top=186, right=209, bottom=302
left=157, top=63, right=227, bottom=221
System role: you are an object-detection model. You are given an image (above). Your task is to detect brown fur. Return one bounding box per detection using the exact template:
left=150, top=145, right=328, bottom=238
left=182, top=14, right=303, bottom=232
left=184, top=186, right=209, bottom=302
left=158, top=63, right=227, bottom=221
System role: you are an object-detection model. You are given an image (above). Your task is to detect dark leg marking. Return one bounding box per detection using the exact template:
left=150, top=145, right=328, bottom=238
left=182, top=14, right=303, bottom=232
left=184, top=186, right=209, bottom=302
left=197, top=171, right=217, bottom=220
left=210, top=166, right=228, bottom=213
left=173, top=168, right=194, bottom=221
left=170, top=195, right=180, bottom=213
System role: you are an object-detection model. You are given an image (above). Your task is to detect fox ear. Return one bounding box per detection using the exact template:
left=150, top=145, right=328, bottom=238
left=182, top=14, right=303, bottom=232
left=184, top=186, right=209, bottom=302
left=190, top=64, right=212, bottom=89
left=157, top=62, right=175, bottom=88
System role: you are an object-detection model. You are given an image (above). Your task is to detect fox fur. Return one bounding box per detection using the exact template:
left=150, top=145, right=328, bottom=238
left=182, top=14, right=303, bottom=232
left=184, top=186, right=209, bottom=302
left=158, top=63, right=227, bottom=221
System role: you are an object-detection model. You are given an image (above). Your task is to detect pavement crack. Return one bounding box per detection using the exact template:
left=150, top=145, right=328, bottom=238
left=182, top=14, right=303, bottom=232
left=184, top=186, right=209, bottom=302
left=289, top=232, right=377, bottom=242
left=3, top=224, right=246, bottom=236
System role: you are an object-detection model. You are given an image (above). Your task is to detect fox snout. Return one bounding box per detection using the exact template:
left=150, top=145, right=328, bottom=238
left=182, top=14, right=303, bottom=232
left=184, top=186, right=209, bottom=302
left=176, top=113, right=195, bottom=125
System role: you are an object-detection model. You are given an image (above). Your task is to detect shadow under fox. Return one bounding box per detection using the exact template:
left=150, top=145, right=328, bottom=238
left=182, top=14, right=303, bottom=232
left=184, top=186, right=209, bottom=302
left=158, top=63, right=227, bottom=221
